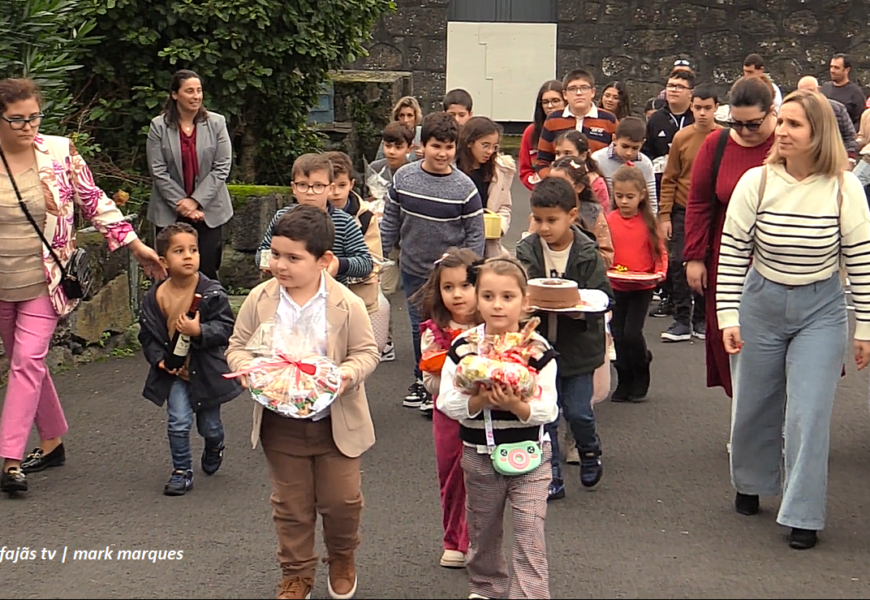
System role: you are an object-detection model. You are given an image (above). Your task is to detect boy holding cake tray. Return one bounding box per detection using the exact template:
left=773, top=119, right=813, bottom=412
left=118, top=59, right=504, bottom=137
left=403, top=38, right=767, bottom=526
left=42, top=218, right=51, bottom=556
left=516, top=176, right=614, bottom=501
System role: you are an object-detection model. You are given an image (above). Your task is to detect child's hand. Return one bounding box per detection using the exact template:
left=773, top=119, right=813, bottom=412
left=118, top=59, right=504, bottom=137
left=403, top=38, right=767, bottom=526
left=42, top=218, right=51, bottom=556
left=158, top=360, right=178, bottom=376
left=175, top=311, right=202, bottom=338
left=338, top=370, right=352, bottom=395
left=488, top=383, right=522, bottom=411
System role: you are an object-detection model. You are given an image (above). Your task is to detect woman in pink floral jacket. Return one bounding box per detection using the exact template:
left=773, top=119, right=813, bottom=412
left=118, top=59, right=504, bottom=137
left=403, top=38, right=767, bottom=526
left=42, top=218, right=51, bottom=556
left=0, top=78, right=165, bottom=497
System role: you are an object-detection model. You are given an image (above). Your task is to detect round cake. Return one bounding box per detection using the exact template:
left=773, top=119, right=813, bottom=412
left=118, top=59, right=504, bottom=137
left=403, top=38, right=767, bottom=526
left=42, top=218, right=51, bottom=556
left=528, top=278, right=581, bottom=309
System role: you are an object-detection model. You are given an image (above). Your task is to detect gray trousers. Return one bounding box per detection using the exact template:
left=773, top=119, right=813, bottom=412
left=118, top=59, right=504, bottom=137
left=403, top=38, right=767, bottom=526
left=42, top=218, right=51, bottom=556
left=729, top=268, right=847, bottom=531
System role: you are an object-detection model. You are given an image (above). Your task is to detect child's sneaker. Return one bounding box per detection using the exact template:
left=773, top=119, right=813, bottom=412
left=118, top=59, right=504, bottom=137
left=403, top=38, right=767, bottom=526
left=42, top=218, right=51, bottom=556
left=380, top=341, right=396, bottom=362
left=163, top=469, right=193, bottom=496
left=201, top=443, right=225, bottom=476
left=579, top=437, right=603, bottom=488
left=548, top=478, right=565, bottom=501
left=403, top=379, right=427, bottom=408
left=419, top=396, right=434, bottom=416
left=440, top=549, right=466, bottom=568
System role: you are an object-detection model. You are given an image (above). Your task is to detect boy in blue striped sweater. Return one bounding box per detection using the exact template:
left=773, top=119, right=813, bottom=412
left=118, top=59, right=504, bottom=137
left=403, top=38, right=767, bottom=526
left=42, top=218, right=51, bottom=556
left=380, top=111, right=486, bottom=409
left=256, top=154, right=373, bottom=286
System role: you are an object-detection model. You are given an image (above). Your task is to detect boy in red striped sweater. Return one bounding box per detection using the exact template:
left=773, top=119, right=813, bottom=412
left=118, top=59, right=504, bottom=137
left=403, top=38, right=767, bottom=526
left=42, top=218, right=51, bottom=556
left=536, top=68, right=618, bottom=177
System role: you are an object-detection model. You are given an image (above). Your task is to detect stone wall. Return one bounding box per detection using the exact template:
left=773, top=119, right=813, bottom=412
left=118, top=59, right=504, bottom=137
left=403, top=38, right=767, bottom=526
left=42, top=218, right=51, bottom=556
left=354, top=0, right=870, bottom=118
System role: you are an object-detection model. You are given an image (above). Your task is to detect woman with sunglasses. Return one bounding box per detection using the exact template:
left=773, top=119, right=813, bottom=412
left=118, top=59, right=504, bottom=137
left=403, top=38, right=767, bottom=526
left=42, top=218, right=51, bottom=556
left=682, top=76, right=776, bottom=403
left=519, top=80, right=565, bottom=190
left=0, top=78, right=166, bottom=496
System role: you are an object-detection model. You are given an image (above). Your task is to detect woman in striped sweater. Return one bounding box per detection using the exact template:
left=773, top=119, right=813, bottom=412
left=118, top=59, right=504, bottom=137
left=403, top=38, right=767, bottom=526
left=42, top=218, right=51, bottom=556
left=717, top=90, right=870, bottom=551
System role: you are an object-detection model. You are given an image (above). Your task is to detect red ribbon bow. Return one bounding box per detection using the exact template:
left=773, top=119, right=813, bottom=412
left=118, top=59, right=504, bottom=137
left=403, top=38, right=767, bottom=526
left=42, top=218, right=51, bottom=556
left=223, top=352, right=317, bottom=380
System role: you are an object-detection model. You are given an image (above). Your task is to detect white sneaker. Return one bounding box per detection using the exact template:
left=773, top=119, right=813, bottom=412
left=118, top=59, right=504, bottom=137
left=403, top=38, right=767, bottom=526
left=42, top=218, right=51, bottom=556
left=440, top=549, right=466, bottom=568
left=469, top=594, right=489, bottom=599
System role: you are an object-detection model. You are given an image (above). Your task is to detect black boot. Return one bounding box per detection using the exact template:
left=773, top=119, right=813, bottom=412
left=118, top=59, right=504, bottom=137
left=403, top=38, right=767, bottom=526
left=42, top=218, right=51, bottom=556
left=629, top=350, right=652, bottom=401
left=610, top=361, right=633, bottom=402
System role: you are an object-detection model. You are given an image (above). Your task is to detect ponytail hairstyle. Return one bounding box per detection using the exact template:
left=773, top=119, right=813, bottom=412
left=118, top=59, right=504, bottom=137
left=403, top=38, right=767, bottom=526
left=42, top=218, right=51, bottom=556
left=611, top=163, right=663, bottom=261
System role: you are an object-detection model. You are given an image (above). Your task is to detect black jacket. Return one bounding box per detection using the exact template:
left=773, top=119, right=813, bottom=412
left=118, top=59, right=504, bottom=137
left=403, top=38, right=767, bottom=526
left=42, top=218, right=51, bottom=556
left=642, top=106, right=694, bottom=160
left=515, top=227, right=615, bottom=377
left=138, top=274, right=243, bottom=411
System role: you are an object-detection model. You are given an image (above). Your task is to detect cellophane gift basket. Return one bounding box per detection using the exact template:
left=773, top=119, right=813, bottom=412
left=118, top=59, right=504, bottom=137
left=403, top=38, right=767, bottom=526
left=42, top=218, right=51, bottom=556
left=225, top=321, right=342, bottom=419
left=453, top=317, right=544, bottom=400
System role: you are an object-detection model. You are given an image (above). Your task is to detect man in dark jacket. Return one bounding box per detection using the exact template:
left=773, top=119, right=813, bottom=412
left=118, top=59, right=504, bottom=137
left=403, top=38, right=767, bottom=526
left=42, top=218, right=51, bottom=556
left=138, top=222, right=242, bottom=496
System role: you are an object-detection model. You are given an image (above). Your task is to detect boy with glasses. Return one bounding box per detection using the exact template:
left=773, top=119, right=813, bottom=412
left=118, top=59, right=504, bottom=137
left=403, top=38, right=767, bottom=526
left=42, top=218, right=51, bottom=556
left=536, top=69, right=618, bottom=177
left=255, top=154, right=373, bottom=288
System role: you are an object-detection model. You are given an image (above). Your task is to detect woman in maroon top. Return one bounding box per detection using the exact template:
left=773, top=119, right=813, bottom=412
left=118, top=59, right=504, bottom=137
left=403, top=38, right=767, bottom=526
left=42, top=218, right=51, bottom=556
left=146, top=70, right=234, bottom=281
left=683, top=77, right=776, bottom=397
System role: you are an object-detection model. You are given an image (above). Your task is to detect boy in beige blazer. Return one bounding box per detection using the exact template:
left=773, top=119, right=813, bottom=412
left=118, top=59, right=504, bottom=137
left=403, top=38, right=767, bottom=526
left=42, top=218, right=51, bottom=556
left=226, top=205, right=379, bottom=600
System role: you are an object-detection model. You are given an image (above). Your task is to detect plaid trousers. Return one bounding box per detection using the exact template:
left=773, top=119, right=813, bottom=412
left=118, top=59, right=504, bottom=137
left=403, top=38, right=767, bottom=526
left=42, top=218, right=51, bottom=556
left=461, top=443, right=552, bottom=599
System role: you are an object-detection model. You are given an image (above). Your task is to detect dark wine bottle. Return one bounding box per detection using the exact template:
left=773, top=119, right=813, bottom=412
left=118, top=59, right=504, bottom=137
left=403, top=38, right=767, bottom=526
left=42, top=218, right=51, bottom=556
left=165, top=293, right=203, bottom=371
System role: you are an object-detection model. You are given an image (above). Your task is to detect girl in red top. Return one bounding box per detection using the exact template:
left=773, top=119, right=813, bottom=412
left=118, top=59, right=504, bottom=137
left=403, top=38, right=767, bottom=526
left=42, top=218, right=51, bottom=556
left=519, top=80, right=566, bottom=190
left=606, top=164, right=667, bottom=402
left=410, top=246, right=481, bottom=569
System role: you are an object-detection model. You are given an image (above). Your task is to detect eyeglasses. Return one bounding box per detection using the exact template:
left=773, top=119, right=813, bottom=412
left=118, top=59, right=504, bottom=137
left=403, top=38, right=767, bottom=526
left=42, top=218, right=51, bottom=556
left=726, top=114, right=768, bottom=132
left=565, top=85, right=593, bottom=95
left=292, top=182, right=328, bottom=194
left=666, top=83, right=692, bottom=92
left=541, top=98, right=563, bottom=107
left=2, top=114, right=44, bottom=130
left=674, top=59, right=691, bottom=67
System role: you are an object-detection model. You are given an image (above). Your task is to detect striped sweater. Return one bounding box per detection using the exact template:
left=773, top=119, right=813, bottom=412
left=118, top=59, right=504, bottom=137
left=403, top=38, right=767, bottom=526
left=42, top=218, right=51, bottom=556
left=536, top=105, right=618, bottom=176
left=380, top=161, right=485, bottom=279
left=435, top=324, right=559, bottom=452
left=716, top=164, right=870, bottom=339
left=255, top=203, right=373, bottom=286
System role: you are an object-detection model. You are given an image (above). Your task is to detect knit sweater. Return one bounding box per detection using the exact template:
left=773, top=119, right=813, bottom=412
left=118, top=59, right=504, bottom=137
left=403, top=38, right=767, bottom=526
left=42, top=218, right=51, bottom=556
left=255, top=203, right=373, bottom=286
left=535, top=105, right=618, bottom=175
left=379, top=161, right=485, bottom=279
left=716, top=164, right=870, bottom=339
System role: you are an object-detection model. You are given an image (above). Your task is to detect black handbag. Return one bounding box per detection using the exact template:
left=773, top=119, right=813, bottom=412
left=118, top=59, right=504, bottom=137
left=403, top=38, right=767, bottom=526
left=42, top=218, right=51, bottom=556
left=0, top=146, right=92, bottom=300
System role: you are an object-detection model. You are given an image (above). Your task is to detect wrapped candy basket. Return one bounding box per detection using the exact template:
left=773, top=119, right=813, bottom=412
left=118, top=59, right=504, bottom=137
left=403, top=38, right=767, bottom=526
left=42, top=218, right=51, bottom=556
left=224, top=322, right=342, bottom=419
left=453, top=317, right=543, bottom=400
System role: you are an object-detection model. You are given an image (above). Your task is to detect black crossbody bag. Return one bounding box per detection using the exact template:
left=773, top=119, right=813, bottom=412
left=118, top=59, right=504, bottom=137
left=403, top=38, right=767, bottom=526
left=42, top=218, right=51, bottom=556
left=0, top=146, right=92, bottom=300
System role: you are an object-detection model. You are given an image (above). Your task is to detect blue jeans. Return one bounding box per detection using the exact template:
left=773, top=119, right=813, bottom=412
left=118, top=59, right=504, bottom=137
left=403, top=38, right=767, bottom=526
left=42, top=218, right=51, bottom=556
left=166, top=379, right=224, bottom=471
left=730, top=269, right=846, bottom=530
left=546, top=372, right=597, bottom=480
left=401, top=271, right=429, bottom=381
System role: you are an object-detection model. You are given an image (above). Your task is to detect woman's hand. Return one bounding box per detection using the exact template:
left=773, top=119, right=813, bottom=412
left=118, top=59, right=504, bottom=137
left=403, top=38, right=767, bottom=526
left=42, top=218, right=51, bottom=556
left=722, top=326, right=743, bottom=355
left=128, top=239, right=167, bottom=280
left=176, top=198, right=200, bottom=219
left=686, top=260, right=707, bottom=295
left=855, top=340, right=870, bottom=370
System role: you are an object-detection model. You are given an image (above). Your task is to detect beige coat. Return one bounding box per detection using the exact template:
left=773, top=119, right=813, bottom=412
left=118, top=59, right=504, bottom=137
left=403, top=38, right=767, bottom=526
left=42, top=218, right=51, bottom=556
left=485, top=154, right=516, bottom=258
left=226, top=276, right=380, bottom=458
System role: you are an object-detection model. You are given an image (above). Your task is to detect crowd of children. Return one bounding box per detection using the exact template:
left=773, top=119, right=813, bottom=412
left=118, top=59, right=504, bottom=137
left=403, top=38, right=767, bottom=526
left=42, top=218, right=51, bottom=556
left=130, top=62, right=715, bottom=600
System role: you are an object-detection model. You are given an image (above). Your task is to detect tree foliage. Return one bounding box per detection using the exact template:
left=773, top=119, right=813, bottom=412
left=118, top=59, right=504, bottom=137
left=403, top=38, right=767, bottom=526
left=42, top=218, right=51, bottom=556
left=0, top=0, right=98, bottom=134
left=73, top=0, right=396, bottom=185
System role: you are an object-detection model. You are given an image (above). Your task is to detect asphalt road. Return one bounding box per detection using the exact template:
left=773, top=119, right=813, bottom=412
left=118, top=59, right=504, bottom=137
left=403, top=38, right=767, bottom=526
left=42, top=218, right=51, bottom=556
left=3, top=179, right=870, bottom=599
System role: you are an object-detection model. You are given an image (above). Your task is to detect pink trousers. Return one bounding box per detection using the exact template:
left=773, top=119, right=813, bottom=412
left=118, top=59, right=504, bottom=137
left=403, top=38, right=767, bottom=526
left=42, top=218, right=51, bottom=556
left=433, top=405, right=468, bottom=553
left=0, top=297, right=67, bottom=461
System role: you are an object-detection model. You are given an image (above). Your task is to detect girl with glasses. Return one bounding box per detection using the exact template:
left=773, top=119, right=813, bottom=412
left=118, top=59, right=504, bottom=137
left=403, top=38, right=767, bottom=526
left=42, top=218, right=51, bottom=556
left=519, top=80, right=566, bottom=191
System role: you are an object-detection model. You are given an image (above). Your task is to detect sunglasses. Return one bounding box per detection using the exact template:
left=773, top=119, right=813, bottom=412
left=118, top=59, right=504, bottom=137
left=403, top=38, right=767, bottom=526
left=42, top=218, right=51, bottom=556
left=727, top=112, right=769, bottom=132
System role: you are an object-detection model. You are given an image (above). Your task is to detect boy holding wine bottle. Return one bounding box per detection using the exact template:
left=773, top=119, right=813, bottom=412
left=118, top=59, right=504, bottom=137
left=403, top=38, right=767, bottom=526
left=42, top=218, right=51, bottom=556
left=138, top=222, right=242, bottom=496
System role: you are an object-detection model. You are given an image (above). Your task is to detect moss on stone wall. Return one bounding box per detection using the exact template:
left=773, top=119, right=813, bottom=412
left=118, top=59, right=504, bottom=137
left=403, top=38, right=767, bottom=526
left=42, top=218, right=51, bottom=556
left=227, top=185, right=292, bottom=209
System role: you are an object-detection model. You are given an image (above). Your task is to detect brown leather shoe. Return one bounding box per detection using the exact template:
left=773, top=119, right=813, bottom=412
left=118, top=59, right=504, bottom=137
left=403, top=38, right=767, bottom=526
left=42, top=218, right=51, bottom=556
left=326, top=554, right=358, bottom=599
left=276, top=576, right=312, bottom=600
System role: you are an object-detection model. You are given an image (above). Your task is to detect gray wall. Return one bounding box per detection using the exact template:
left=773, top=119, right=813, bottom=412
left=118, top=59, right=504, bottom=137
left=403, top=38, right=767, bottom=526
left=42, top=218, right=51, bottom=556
left=353, top=0, right=870, bottom=119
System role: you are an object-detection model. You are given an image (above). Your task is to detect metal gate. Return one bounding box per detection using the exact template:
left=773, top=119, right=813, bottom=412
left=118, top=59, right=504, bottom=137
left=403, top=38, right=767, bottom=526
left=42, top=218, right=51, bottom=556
left=448, top=0, right=557, bottom=23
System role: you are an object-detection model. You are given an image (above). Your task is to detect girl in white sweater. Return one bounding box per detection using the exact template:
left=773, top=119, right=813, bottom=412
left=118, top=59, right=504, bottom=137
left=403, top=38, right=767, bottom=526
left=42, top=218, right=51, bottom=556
left=718, top=89, right=870, bottom=550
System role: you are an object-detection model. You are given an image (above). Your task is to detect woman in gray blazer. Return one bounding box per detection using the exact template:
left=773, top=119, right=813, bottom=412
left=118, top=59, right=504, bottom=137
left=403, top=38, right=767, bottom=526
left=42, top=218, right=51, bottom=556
left=146, top=69, right=233, bottom=280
